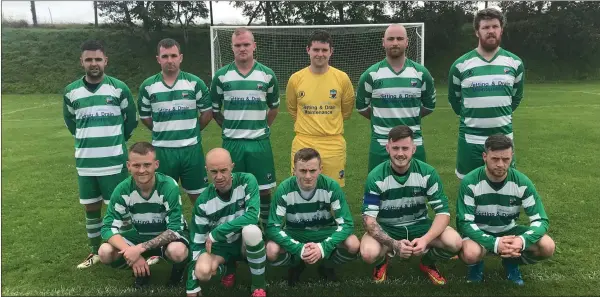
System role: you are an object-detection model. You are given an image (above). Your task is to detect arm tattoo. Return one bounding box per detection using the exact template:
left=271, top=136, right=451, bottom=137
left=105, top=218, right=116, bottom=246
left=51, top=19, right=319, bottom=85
left=362, top=215, right=396, bottom=250
left=141, top=230, right=179, bottom=250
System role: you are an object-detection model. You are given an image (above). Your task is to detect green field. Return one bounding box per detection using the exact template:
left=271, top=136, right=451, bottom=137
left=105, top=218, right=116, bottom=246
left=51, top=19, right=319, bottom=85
left=2, top=83, right=600, bottom=296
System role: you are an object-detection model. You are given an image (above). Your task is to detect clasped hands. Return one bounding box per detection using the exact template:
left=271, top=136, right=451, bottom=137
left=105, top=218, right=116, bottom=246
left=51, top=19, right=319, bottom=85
left=119, top=244, right=150, bottom=277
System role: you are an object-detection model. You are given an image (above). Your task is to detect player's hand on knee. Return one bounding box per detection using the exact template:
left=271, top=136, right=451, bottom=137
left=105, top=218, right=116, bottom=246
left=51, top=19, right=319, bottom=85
left=499, top=236, right=521, bottom=258
left=302, top=243, right=322, bottom=264
left=410, top=237, right=429, bottom=256
left=132, top=257, right=150, bottom=277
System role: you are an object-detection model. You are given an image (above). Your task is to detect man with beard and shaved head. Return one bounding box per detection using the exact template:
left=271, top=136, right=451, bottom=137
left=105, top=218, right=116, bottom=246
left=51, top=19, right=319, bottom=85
left=63, top=39, right=138, bottom=269
left=137, top=38, right=212, bottom=205
left=356, top=24, right=436, bottom=173
left=448, top=8, right=525, bottom=180
left=456, top=134, right=554, bottom=285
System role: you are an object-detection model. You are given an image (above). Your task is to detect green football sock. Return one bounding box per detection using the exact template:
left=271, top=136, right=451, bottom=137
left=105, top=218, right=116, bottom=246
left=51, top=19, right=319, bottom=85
left=85, top=210, right=102, bottom=254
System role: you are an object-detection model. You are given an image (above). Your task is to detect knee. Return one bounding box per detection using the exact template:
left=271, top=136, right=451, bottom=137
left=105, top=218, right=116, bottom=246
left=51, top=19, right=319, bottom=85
left=242, top=224, right=263, bottom=246
left=194, top=258, right=213, bottom=282
left=266, top=241, right=281, bottom=262
left=98, top=243, right=117, bottom=264
left=459, top=241, right=484, bottom=265
left=447, top=233, right=464, bottom=254
left=535, top=235, right=555, bottom=258
left=344, top=235, right=361, bottom=254
left=360, top=243, right=381, bottom=264
left=165, top=242, right=188, bottom=263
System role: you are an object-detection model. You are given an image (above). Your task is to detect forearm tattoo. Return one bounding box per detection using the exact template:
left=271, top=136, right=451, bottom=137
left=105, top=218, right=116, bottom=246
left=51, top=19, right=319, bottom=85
left=363, top=215, right=395, bottom=250
left=141, top=230, right=179, bottom=250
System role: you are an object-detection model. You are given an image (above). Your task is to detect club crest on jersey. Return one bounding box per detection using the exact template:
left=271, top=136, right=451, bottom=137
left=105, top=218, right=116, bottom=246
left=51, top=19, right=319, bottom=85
left=318, top=202, right=326, bottom=209
left=298, top=91, right=305, bottom=99
left=237, top=199, right=245, bottom=208
left=182, top=91, right=189, bottom=98
left=339, top=169, right=345, bottom=178
left=410, top=79, right=418, bottom=87
left=257, top=83, right=264, bottom=90
left=329, top=89, right=337, bottom=99
left=223, top=83, right=231, bottom=91
left=105, top=97, right=114, bottom=104
left=504, top=67, right=511, bottom=74
left=413, top=188, right=422, bottom=196
left=266, top=173, right=273, bottom=181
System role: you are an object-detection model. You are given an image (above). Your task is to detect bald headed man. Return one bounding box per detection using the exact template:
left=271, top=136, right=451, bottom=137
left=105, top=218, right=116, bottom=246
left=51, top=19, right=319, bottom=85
left=210, top=27, right=281, bottom=232
left=356, top=24, right=437, bottom=172
left=186, top=148, right=267, bottom=297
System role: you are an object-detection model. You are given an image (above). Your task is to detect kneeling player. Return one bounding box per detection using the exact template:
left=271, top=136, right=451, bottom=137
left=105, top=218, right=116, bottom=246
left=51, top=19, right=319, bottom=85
left=360, top=125, right=462, bottom=285
left=457, top=134, right=555, bottom=285
left=266, top=148, right=360, bottom=286
left=186, top=148, right=267, bottom=297
left=98, top=142, right=189, bottom=288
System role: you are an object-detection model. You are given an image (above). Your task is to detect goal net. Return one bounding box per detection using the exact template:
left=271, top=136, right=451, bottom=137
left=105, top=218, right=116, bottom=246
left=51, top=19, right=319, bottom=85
left=210, top=24, right=424, bottom=91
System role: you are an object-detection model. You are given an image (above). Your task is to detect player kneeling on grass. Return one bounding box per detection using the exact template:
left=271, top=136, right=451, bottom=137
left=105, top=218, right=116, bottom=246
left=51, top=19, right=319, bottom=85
left=457, top=134, right=555, bottom=285
left=360, top=125, right=462, bottom=286
left=265, top=148, right=360, bottom=286
left=186, top=148, right=267, bottom=297
left=98, top=142, right=189, bottom=289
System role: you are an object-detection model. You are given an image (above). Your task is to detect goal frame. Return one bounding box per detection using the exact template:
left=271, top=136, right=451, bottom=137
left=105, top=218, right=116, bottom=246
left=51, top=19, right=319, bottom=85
left=209, top=23, right=425, bottom=76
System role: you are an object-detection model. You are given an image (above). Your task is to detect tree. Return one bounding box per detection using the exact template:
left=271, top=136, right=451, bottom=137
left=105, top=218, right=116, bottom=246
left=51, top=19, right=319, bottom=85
left=175, top=1, right=209, bottom=44
left=30, top=1, right=37, bottom=26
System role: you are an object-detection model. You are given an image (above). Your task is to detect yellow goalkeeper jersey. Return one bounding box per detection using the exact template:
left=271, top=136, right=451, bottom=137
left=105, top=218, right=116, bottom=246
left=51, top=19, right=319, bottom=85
left=286, top=66, right=355, bottom=136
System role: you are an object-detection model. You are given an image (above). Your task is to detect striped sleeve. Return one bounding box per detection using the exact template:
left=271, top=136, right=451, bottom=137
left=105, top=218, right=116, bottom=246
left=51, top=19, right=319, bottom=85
left=518, top=178, right=549, bottom=250
left=101, top=185, right=130, bottom=241
left=210, top=75, right=224, bottom=113
left=137, top=83, right=152, bottom=119
left=456, top=181, right=498, bottom=253
left=186, top=198, right=210, bottom=295
left=119, top=83, right=138, bottom=140
left=361, top=173, right=382, bottom=218
left=319, top=181, right=354, bottom=258
left=421, top=67, right=436, bottom=111
left=356, top=69, right=373, bottom=112
left=511, top=59, right=525, bottom=111
left=63, top=89, right=76, bottom=136
left=164, top=184, right=185, bottom=237
left=425, top=170, right=449, bottom=216
left=266, top=70, right=280, bottom=108
left=195, top=78, right=212, bottom=112
left=266, top=185, right=303, bottom=256
left=447, top=62, right=462, bottom=115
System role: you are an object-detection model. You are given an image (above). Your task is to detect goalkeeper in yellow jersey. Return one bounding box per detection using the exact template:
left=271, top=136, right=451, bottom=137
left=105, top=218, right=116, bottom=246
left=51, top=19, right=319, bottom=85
left=286, top=30, right=356, bottom=187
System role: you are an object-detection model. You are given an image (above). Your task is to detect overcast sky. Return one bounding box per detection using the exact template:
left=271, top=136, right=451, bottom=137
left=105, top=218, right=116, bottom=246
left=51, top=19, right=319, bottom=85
left=1, top=1, right=248, bottom=24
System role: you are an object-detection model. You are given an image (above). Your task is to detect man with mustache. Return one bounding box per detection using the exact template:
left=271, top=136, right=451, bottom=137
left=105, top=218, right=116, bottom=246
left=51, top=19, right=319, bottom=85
left=286, top=30, right=355, bottom=187
left=448, top=8, right=525, bottom=180
left=186, top=148, right=267, bottom=297
left=63, top=40, right=138, bottom=269
left=356, top=24, right=436, bottom=172
left=98, top=142, right=189, bottom=289
left=265, top=148, right=360, bottom=286
left=360, top=125, right=462, bottom=285
left=456, top=134, right=555, bottom=285
left=137, top=38, right=212, bottom=205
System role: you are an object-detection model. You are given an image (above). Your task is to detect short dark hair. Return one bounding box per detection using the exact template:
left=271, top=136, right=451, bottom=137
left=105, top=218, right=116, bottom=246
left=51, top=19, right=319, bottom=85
left=388, top=125, right=414, bottom=142
left=307, top=30, right=332, bottom=48
left=484, top=134, right=513, bottom=152
left=473, top=8, right=505, bottom=31
left=129, top=142, right=155, bottom=156
left=294, top=148, right=321, bottom=166
left=80, top=40, right=105, bottom=54
left=157, top=38, right=181, bottom=55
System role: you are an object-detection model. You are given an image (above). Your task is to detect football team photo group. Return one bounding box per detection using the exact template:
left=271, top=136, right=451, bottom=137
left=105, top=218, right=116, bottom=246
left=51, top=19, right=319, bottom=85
left=60, top=7, right=557, bottom=297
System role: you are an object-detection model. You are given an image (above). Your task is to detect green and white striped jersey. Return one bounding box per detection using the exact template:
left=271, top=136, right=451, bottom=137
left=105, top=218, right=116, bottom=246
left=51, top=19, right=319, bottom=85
left=266, top=174, right=354, bottom=258
left=456, top=166, right=549, bottom=254
left=101, top=172, right=186, bottom=240
left=211, top=61, right=280, bottom=140
left=63, top=75, right=138, bottom=176
left=137, top=71, right=211, bottom=148
left=448, top=48, right=524, bottom=145
left=189, top=172, right=260, bottom=260
left=362, top=159, right=449, bottom=236
left=356, top=58, right=436, bottom=147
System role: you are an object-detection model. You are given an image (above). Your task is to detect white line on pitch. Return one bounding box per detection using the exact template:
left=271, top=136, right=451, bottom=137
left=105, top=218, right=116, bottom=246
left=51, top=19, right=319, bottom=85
left=1, top=102, right=59, bottom=116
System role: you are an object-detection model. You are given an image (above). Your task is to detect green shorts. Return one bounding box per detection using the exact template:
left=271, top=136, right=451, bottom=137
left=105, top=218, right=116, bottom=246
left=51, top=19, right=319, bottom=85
left=223, top=138, right=276, bottom=190
left=109, top=228, right=189, bottom=267
left=78, top=169, right=128, bottom=205
left=368, top=139, right=426, bottom=173
left=455, top=134, right=516, bottom=179
left=382, top=218, right=433, bottom=241
left=204, top=240, right=245, bottom=264
left=462, top=225, right=530, bottom=252
left=155, top=143, right=207, bottom=195
left=283, top=227, right=340, bottom=260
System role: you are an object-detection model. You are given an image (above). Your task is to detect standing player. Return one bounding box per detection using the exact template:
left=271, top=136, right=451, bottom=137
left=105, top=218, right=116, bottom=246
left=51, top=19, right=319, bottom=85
left=457, top=134, right=555, bottom=285
left=448, top=8, right=525, bottom=179
left=286, top=30, right=355, bottom=187
left=360, top=126, right=462, bottom=285
left=98, top=142, right=189, bottom=288
left=211, top=27, right=280, bottom=230
left=138, top=38, right=212, bottom=203
left=63, top=40, right=138, bottom=269
left=356, top=24, right=436, bottom=172
left=266, top=148, right=360, bottom=286
left=186, top=148, right=267, bottom=297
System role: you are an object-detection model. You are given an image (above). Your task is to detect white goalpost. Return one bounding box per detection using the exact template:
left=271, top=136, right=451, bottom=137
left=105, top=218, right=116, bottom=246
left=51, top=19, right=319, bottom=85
left=210, top=23, right=425, bottom=91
